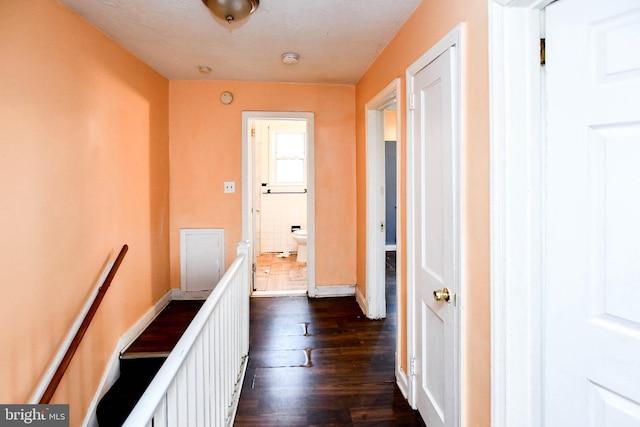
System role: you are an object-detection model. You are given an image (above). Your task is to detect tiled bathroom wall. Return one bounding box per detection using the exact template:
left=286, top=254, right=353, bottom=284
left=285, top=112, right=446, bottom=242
left=259, top=192, right=307, bottom=254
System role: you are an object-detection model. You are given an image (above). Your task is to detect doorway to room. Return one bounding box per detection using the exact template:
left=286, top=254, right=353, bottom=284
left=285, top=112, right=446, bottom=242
left=242, top=112, right=315, bottom=297
left=365, top=78, right=400, bottom=321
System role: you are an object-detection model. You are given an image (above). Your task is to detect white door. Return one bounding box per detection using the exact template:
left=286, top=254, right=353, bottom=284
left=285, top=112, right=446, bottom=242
left=545, top=0, right=640, bottom=425
left=411, top=46, right=459, bottom=427
left=180, top=228, right=224, bottom=292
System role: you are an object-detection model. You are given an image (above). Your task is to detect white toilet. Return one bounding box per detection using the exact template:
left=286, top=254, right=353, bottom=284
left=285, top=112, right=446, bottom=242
left=291, top=229, right=307, bottom=263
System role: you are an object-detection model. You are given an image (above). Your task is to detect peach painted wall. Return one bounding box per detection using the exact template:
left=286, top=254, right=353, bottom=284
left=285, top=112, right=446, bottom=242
left=384, top=110, right=397, bottom=141
left=0, top=1, right=170, bottom=424
left=355, top=0, right=490, bottom=425
left=169, top=81, right=356, bottom=288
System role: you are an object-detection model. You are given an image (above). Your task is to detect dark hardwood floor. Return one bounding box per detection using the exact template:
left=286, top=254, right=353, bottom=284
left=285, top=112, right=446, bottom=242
left=122, top=299, right=205, bottom=356
left=98, top=300, right=205, bottom=426
left=235, top=251, right=426, bottom=426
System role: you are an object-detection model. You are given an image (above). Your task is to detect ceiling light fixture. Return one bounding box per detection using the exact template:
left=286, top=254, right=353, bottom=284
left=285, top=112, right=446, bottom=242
left=202, top=0, right=259, bottom=24
left=281, top=52, right=300, bottom=64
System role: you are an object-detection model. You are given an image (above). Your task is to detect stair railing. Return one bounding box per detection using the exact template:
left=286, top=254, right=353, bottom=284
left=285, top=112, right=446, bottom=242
left=123, top=241, right=250, bottom=427
left=36, top=244, right=128, bottom=404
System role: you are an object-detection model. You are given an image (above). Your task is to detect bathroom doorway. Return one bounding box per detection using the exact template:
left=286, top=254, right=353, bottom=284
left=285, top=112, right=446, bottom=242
left=242, top=112, right=315, bottom=296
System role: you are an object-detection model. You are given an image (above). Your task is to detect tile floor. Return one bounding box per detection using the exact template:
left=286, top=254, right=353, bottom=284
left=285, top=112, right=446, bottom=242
left=255, top=252, right=307, bottom=292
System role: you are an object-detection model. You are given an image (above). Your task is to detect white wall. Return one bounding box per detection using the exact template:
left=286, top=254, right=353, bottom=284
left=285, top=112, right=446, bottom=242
left=260, top=193, right=306, bottom=253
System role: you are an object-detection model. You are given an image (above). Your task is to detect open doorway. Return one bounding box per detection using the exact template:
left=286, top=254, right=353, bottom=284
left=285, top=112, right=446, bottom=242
left=242, top=112, right=315, bottom=297
left=385, top=111, right=398, bottom=252
left=364, top=79, right=401, bottom=320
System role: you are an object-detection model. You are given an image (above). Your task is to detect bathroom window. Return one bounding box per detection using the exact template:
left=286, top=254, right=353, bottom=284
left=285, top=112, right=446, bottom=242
left=271, top=132, right=306, bottom=185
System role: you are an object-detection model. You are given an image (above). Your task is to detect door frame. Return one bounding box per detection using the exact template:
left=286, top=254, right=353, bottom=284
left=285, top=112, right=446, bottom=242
left=489, top=1, right=552, bottom=426
left=241, top=111, right=316, bottom=296
left=406, top=24, right=464, bottom=424
left=363, top=78, right=401, bottom=320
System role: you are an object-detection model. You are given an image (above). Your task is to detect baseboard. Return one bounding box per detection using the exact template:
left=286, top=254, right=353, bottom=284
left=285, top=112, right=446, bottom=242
left=312, top=284, right=356, bottom=298
left=81, top=290, right=172, bottom=427
left=396, top=364, right=411, bottom=405
left=251, top=289, right=307, bottom=297
left=81, top=349, right=121, bottom=427
left=355, top=285, right=368, bottom=316
left=171, top=289, right=211, bottom=300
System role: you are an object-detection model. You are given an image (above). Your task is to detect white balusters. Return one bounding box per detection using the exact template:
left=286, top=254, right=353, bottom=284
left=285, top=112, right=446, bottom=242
left=123, top=241, right=250, bottom=427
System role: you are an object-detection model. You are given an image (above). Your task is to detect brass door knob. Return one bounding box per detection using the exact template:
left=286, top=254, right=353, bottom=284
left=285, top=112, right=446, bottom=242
left=433, top=287, right=450, bottom=302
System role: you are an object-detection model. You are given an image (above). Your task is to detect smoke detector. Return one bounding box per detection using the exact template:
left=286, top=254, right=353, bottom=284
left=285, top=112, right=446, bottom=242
left=281, top=52, right=300, bottom=64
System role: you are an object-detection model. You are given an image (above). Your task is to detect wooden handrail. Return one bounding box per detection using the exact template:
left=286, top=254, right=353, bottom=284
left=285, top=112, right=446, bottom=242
left=39, top=244, right=128, bottom=404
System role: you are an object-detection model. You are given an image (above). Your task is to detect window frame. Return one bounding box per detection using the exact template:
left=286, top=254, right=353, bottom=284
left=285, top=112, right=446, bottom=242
left=269, top=130, right=307, bottom=188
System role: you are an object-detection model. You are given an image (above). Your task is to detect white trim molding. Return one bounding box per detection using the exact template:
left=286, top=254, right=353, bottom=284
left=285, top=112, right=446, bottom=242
left=313, top=284, right=356, bottom=298
left=242, top=111, right=316, bottom=297
left=489, top=1, right=551, bottom=426
left=396, top=365, right=410, bottom=401
left=365, top=78, right=400, bottom=320
left=355, top=285, right=367, bottom=315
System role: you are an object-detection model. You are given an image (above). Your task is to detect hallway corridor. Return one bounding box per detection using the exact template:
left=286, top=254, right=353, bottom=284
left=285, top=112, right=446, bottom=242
left=234, top=252, right=425, bottom=426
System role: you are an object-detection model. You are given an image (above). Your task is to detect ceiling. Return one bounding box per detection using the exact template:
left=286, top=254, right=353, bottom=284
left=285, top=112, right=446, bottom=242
left=58, top=0, right=421, bottom=84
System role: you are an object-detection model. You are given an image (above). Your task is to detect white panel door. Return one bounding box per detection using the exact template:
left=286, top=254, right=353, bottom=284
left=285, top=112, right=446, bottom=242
left=545, top=0, right=640, bottom=425
left=180, top=228, right=224, bottom=292
left=412, top=48, right=457, bottom=427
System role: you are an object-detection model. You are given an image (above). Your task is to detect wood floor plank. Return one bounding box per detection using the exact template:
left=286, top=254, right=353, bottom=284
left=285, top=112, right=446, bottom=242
left=122, top=300, right=204, bottom=355
left=235, top=252, right=425, bottom=426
